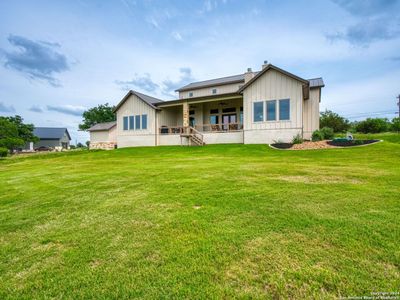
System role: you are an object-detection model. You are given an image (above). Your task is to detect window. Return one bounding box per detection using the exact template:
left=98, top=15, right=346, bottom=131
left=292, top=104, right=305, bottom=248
left=266, top=100, right=276, bottom=121
left=123, top=116, right=128, bottom=130
left=129, top=116, right=134, bottom=130
left=253, top=102, right=264, bottom=122
left=189, top=92, right=193, bottom=97
left=210, top=109, right=219, bottom=114
left=210, top=115, right=219, bottom=124
left=141, top=114, right=147, bottom=129
left=222, top=107, right=236, bottom=113
left=135, top=115, right=141, bottom=129
left=212, top=88, right=217, bottom=94
left=279, top=99, right=290, bottom=120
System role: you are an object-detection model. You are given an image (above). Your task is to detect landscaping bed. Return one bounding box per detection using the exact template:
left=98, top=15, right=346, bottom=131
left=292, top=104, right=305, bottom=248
left=271, top=139, right=380, bottom=150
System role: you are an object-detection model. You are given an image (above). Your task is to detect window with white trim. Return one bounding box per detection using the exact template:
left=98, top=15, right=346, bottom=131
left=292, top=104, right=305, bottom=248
left=279, top=99, right=290, bottom=120
left=266, top=100, right=276, bottom=121
left=253, top=102, right=264, bottom=122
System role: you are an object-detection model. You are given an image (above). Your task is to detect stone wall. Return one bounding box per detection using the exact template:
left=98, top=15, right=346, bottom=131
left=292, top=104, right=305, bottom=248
left=90, top=142, right=116, bottom=150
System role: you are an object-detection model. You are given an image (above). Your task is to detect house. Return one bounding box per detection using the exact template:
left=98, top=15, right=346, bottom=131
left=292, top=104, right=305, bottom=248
left=87, top=121, right=117, bottom=150
left=27, top=127, right=71, bottom=150
left=90, top=62, right=324, bottom=148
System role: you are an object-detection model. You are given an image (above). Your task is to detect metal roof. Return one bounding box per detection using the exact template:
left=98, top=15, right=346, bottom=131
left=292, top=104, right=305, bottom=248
left=87, top=121, right=116, bottom=132
left=33, top=127, right=71, bottom=140
left=175, top=73, right=249, bottom=92
left=308, top=77, right=325, bottom=88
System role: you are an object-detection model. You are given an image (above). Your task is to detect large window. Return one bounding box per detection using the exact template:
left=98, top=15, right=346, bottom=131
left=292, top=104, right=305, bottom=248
left=141, top=114, right=147, bottom=129
left=210, top=115, right=219, bottom=124
left=129, top=116, right=134, bottom=130
left=279, top=99, right=290, bottom=120
left=135, top=115, right=141, bottom=129
left=266, top=100, right=276, bottom=121
left=123, top=116, right=128, bottom=130
left=253, top=102, right=264, bottom=122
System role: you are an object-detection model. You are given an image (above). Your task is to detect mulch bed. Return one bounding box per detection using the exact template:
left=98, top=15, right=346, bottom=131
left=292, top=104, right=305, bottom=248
left=271, top=140, right=380, bottom=150
left=327, top=139, right=380, bottom=147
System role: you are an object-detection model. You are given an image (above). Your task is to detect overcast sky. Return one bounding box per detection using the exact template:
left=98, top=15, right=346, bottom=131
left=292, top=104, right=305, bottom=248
left=1, top=0, right=399, bottom=143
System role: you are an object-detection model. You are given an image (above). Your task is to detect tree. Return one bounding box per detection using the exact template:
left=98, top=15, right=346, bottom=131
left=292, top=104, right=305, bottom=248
left=391, top=117, right=400, bottom=132
left=6, top=115, right=38, bottom=143
left=0, top=117, right=25, bottom=151
left=76, top=142, right=85, bottom=148
left=320, top=110, right=350, bottom=133
left=355, top=118, right=390, bottom=133
left=79, top=103, right=116, bottom=131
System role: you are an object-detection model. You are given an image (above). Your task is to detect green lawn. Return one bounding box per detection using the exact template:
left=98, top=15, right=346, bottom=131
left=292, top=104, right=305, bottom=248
left=1, top=133, right=399, bottom=299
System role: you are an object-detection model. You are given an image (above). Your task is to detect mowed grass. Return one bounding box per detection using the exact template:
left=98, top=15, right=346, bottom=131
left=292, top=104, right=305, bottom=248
left=0, top=134, right=399, bottom=299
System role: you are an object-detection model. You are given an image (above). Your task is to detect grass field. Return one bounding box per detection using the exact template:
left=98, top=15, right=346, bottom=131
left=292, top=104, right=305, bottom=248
left=1, top=133, right=399, bottom=299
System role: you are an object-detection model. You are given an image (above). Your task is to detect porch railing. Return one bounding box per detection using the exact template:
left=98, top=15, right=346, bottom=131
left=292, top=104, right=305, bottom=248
left=159, top=123, right=243, bottom=134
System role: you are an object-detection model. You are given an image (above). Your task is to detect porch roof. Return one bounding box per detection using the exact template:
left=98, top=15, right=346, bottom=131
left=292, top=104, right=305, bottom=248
left=155, top=92, right=242, bottom=107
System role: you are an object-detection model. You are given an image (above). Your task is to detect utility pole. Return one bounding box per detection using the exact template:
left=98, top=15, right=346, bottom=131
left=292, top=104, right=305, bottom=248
left=397, top=94, right=400, bottom=118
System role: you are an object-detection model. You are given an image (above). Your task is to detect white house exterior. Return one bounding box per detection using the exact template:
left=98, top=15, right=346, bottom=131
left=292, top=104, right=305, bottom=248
left=90, top=63, right=324, bottom=149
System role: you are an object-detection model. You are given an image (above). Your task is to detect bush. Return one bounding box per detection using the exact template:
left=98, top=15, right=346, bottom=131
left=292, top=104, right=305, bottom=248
left=292, top=133, right=303, bottom=144
left=355, top=118, right=390, bottom=133
left=0, top=147, right=8, bottom=157
left=320, top=127, right=334, bottom=139
left=312, top=130, right=324, bottom=141
left=320, top=110, right=350, bottom=133
left=391, top=117, right=400, bottom=132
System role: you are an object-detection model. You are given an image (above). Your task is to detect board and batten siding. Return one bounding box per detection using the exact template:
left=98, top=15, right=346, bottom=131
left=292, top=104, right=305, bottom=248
left=303, top=88, right=320, bottom=139
left=90, top=126, right=116, bottom=143
left=243, top=69, right=304, bottom=144
left=116, top=94, right=157, bottom=147
left=179, top=82, right=242, bottom=99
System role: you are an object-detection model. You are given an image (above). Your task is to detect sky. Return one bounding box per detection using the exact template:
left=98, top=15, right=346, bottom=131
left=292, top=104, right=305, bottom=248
left=0, top=0, right=399, bottom=144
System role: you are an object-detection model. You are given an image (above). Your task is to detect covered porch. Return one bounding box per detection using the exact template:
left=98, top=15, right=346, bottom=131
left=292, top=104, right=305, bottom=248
left=156, top=94, right=244, bottom=145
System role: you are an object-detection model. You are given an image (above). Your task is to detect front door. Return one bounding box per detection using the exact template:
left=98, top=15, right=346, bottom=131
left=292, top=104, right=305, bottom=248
left=222, top=114, right=236, bottom=130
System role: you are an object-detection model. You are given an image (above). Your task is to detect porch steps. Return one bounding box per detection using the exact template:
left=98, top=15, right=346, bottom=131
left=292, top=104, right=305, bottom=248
left=180, top=127, right=205, bottom=146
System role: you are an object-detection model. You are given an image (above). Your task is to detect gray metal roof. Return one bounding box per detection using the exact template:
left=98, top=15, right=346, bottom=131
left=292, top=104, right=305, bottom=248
left=33, top=127, right=71, bottom=140
left=87, top=121, right=116, bottom=132
left=308, top=77, right=325, bottom=88
left=176, top=73, right=248, bottom=92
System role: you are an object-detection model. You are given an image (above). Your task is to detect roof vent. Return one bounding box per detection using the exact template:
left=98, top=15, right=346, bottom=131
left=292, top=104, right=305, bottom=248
left=262, top=60, right=269, bottom=69
left=247, top=67, right=252, bottom=72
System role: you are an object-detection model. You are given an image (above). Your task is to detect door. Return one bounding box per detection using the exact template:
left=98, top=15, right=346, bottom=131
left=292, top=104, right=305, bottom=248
left=222, top=114, right=236, bottom=130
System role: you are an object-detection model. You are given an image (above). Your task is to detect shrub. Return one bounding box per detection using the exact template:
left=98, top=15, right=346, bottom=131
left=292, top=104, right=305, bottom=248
left=292, top=133, right=303, bottom=144
left=355, top=118, right=390, bottom=133
left=391, top=117, right=400, bottom=132
left=0, top=147, right=8, bottom=157
left=320, top=110, right=350, bottom=133
left=312, top=130, right=324, bottom=141
left=320, top=127, right=334, bottom=139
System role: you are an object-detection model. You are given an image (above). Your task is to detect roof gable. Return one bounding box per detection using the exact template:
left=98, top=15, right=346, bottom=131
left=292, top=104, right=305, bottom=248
left=238, top=64, right=309, bottom=93
left=113, top=90, right=164, bottom=113
left=33, top=127, right=71, bottom=140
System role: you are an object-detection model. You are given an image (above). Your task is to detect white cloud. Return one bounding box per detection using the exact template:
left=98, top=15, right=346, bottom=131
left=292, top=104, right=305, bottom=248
left=171, top=31, right=183, bottom=41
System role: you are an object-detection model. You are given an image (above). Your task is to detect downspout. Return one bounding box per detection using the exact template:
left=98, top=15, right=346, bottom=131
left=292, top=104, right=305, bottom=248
left=155, top=110, right=158, bottom=146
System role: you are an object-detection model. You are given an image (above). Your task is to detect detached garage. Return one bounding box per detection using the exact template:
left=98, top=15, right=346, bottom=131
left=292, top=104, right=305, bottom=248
left=88, top=121, right=117, bottom=150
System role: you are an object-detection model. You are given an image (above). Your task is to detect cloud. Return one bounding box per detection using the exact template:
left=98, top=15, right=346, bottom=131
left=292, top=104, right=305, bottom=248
left=162, top=67, right=195, bottom=96
left=1, top=35, right=70, bottom=87
left=29, top=105, right=43, bottom=113
left=390, top=56, right=400, bottom=61
left=47, top=105, right=85, bottom=116
left=327, top=0, right=400, bottom=46
left=331, top=0, right=399, bottom=17
left=171, top=31, right=183, bottom=41
left=115, top=73, right=159, bottom=92
left=327, top=18, right=400, bottom=46
left=0, top=102, right=15, bottom=113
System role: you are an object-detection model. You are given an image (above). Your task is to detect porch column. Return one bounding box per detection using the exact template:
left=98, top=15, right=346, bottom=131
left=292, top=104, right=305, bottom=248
left=183, top=101, right=189, bottom=128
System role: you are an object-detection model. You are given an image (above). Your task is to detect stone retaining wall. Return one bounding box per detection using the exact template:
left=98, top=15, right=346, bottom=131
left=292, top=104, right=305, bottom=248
left=90, top=142, right=116, bottom=150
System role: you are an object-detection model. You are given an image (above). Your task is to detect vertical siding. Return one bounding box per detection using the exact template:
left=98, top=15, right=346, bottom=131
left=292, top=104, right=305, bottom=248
left=179, top=82, right=242, bottom=99
left=158, top=105, right=182, bottom=126
left=116, top=94, right=156, bottom=136
left=303, top=88, right=320, bottom=138
left=243, top=69, right=303, bottom=131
